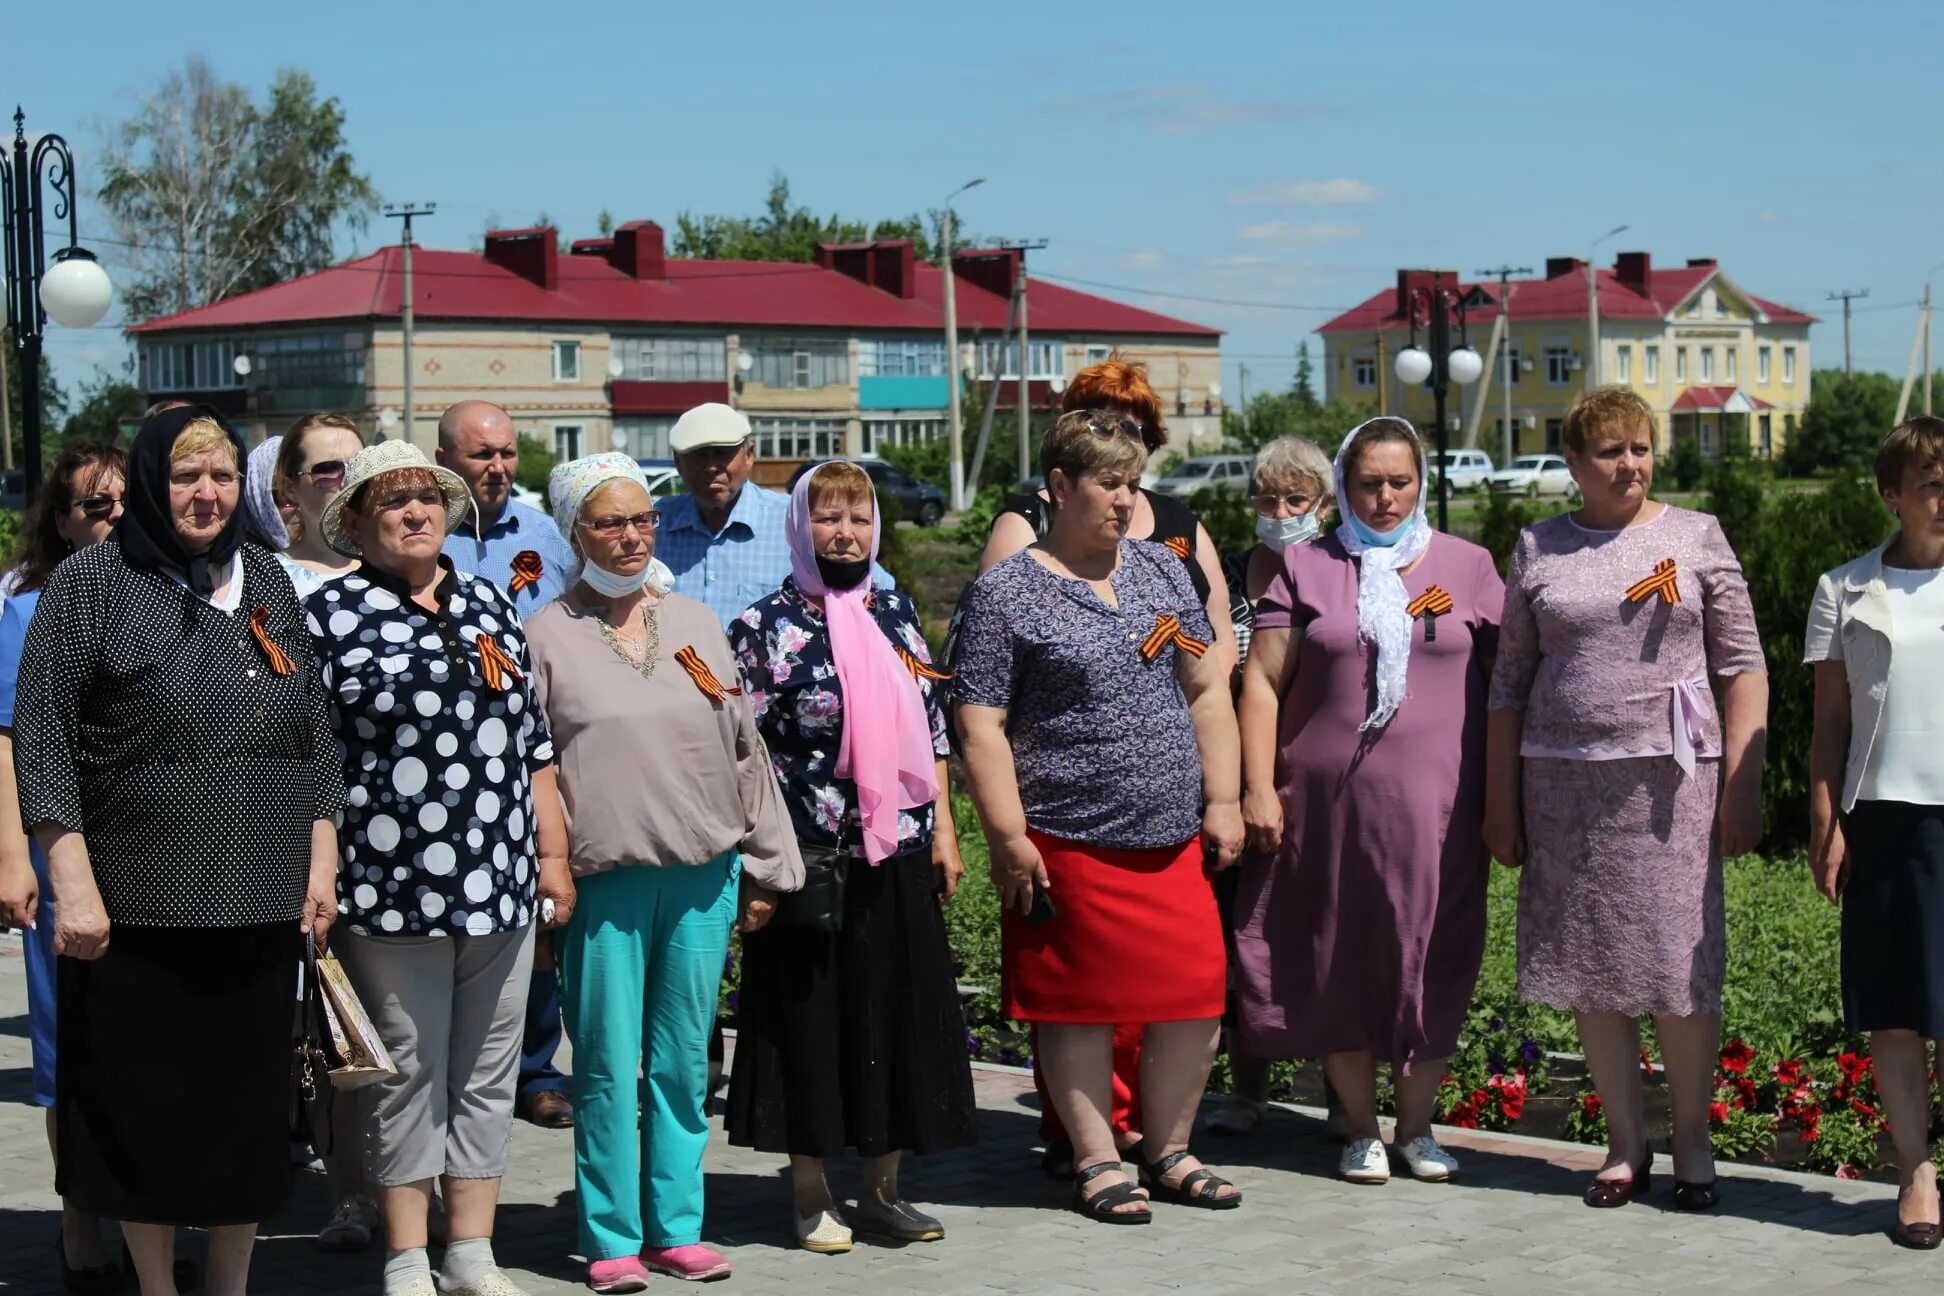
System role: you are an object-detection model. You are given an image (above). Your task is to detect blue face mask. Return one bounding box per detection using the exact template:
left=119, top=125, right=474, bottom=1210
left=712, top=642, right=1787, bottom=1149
left=1255, top=511, right=1320, bottom=552
left=1346, top=510, right=1417, bottom=549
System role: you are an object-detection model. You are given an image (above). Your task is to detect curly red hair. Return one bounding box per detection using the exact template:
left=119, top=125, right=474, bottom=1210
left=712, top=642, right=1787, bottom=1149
left=1060, top=357, right=1168, bottom=450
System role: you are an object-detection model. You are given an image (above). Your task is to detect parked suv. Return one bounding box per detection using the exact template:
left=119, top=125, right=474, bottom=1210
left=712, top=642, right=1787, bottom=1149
left=1432, top=448, right=1496, bottom=494
left=1487, top=454, right=1577, bottom=498
left=787, top=458, right=946, bottom=527
left=1155, top=454, right=1253, bottom=498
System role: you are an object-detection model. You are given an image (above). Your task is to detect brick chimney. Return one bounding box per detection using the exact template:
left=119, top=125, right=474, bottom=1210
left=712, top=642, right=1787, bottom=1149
left=952, top=247, right=1022, bottom=300
left=569, top=237, right=613, bottom=258
left=609, top=221, right=666, bottom=280
left=868, top=241, right=916, bottom=299
left=1615, top=251, right=1651, bottom=296
left=1545, top=256, right=1587, bottom=280
left=483, top=227, right=558, bottom=290
left=1687, top=257, right=1717, bottom=269
left=1394, top=269, right=1445, bottom=318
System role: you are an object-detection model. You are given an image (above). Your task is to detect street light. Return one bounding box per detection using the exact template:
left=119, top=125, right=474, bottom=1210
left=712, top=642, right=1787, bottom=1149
left=3, top=109, right=113, bottom=494
left=1586, top=223, right=1629, bottom=388
left=1393, top=273, right=1482, bottom=533
left=940, top=177, right=985, bottom=511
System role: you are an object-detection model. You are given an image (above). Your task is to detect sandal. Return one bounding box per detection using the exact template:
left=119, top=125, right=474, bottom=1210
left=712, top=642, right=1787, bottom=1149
left=1139, top=1148, right=1242, bottom=1210
left=1070, top=1162, right=1151, bottom=1225
left=1040, top=1136, right=1076, bottom=1180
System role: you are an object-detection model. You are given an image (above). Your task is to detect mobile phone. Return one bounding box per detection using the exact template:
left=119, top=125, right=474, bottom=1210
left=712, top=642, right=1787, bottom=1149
left=1024, top=888, right=1057, bottom=928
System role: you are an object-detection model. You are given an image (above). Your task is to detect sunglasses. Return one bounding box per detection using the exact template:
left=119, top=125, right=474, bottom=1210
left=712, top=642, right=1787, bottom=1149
left=1252, top=491, right=1320, bottom=515
left=1082, top=415, right=1144, bottom=442
left=74, top=494, right=124, bottom=520
left=578, top=510, right=663, bottom=539
left=305, top=460, right=347, bottom=483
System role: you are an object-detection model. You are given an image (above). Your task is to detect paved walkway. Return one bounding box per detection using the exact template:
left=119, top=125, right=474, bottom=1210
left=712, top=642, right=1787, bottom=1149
left=0, top=936, right=1929, bottom=1294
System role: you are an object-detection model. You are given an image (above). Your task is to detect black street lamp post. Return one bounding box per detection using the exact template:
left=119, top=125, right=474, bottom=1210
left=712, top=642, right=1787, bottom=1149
left=2, top=108, right=114, bottom=495
left=1393, top=273, right=1484, bottom=533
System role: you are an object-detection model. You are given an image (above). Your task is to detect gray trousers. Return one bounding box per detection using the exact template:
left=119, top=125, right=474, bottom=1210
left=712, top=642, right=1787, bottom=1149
left=334, top=925, right=535, bottom=1186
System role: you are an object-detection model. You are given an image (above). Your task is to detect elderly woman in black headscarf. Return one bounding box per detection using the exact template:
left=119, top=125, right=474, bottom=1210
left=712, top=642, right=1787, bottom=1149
left=11, top=405, right=345, bottom=1296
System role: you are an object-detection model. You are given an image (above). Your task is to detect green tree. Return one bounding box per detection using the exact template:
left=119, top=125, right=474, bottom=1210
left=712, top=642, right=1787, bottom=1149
left=1785, top=369, right=1900, bottom=475
left=1291, top=341, right=1320, bottom=414
left=99, top=57, right=379, bottom=321
left=672, top=171, right=940, bottom=263
left=1220, top=390, right=1359, bottom=456
left=60, top=370, right=146, bottom=444
left=596, top=209, right=616, bottom=236
left=515, top=434, right=556, bottom=494
left=3, top=328, right=69, bottom=465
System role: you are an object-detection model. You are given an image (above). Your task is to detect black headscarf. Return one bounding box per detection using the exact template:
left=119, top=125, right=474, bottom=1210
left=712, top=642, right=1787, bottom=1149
left=115, top=403, right=249, bottom=596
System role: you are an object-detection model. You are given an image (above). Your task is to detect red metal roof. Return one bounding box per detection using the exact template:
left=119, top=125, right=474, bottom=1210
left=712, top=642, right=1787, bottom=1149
left=1318, top=261, right=1817, bottom=334
left=1670, top=385, right=1774, bottom=412
left=126, top=243, right=1220, bottom=339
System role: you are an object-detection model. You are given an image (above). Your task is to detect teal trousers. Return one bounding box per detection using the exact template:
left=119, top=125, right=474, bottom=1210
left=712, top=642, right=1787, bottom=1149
left=558, top=852, right=739, bottom=1257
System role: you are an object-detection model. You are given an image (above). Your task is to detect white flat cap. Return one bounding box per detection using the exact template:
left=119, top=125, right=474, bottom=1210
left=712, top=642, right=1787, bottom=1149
left=669, top=402, right=753, bottom=454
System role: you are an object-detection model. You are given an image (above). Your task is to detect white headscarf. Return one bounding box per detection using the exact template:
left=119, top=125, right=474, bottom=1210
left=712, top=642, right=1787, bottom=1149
left=1333, top=418, right=1434, bottom=731
left=546, top=452, right=674, bottom=592
left=243, top=436, right=289, bottom=549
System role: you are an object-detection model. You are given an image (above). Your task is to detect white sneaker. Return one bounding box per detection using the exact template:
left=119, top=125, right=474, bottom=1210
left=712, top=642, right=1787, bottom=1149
left=438, top=1270, right=530, bottom=1296
left=794, top=1207, right=854, bottom=1254
left=1339, top=1136, right=1390, bottom=1184
left=1397, top=1135, right=1459, bottom=1182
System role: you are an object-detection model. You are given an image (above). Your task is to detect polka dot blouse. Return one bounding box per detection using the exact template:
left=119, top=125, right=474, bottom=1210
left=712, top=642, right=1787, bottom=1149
left=12, top=540, right=345, bottom=927
left=305, top=559, right=554, bottom=939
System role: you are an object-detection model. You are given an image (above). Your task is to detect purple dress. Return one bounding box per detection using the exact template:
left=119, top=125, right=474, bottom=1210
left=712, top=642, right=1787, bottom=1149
left=1234, top=531, right=1503, bottom=1070
left=1489, top=506, right=1764, bottom=1016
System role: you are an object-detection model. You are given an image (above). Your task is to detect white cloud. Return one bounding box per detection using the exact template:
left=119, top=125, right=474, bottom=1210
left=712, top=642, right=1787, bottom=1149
left=1757, top=209, right=1784, bottom=226
left=1206, top=255, right=1270, bottom=269
left=1229, top=178, right=1381, bottom=206
left=1236, top=220, right=1363, bottom=249
left=1122, top=248, right=1166, bottom=270
left=1133, top=83, right=1321, bottom=135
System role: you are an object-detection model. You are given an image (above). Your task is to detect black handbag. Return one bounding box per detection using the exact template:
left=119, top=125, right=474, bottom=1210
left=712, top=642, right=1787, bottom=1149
left=288, top=933, right=335, bottom=1155
left=772, top=842, right=849, bottom=932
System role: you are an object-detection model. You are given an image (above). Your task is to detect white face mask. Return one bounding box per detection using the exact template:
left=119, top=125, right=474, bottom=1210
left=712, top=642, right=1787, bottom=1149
left=1256, top=510, right=1320, bottom=552
left=578, top=557, right=653, bottom=598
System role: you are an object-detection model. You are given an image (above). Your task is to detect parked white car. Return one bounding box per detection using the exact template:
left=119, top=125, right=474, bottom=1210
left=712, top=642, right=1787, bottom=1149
left=1487, top=454, right=1577, bottom=498
left=1432, top=448, right=1496, bottom=493
left=1155, top=454, right=1253, bottom=497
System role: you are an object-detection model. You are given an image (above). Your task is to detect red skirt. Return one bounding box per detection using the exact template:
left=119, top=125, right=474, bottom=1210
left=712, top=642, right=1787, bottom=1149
left=1003, top=829, right=1226, bottom=1024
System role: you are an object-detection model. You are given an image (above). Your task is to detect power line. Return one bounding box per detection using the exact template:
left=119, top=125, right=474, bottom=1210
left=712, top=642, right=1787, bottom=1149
left=1032, top=272, right=1351, bottom=313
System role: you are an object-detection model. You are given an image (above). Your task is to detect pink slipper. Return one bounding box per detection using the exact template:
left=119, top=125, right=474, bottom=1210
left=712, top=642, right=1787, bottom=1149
left=643, top=1244, right=732, bottom=1282
left=588, top=1255, right=652, bottom=1293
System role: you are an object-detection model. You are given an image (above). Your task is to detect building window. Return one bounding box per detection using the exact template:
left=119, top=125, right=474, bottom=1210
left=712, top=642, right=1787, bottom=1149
left=553, top=424, right=584, bottom=460
left=1644, top=345, right=1659, bottom=385
left=1084, top=344, right=1112, bottom=365
left=1497, top=347, right=1521, bottom=385
left=1758, top=345, right=1772, bottom=384
left=858, top=338, right=947, bottom=377
left=141, top=331, right=369, bottom=394
left=1758, top=413, right=1773, bottom=458
left=610, top=336, right=726, bottom=382
left=1615, top=344, right=1632, bottom=384
left=1783, top=345, right=1797, bottom=384
left=553, top=340, right=581, bottom=383
left=749, top=338, right=848, bottom=389
left=751, top=416, right=845, bottom=460
left=862, top=417, right=946, bottom=454
left=977, top=340, right=1064, bottom=380
left=611, top=416, right=678, bottom=460
left=1699, top=347, right=1714, bottom=383
left=1726, top=348, right=1738, bottom=383
left=1544, top=417, right=1564, bottom=453
left=1544, top=347, right=1572, bottom=386
left=1675, top=347, right=1689, bottom=384
left=1700, top=419, right=1718, bottom=458
left=1352, top=357, right=1377, bottom=389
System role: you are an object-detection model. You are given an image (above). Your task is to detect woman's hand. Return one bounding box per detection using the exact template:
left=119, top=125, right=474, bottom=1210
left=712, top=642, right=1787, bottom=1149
left=1811, top=819, right=1849, bottom=904
left=1482, top=796, right=1525, bottom=869
left=1719, top=783, right=1764, bottom=860
left=737, top=877, right=778, bottom=933
left=933, top=834, right=965, bottom=904
left=0, top=854, right=38, bottom=932
left=538, top=857, right=576, bottom=929
left=301, top=857, right=338, bottom=949
left=53, top=882, right=110, bottom=960
left=1203, top=799, right=1244, bottom=872
left=1242, top=785, right=1283, bottom=855
left=990, top=833, right=1048, bottom=916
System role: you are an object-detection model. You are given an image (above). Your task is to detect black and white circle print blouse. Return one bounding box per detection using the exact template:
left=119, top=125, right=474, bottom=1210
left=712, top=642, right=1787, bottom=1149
left=305, top=558, right=554, bottom=938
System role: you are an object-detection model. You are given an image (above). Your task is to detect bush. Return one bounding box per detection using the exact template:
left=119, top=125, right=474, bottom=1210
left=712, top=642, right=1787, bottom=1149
left=1188, top=485, right=1253, bottom=555
left=1668, top=435, right=1705, bottom=492
left=515, top=434, right=556, bottom=493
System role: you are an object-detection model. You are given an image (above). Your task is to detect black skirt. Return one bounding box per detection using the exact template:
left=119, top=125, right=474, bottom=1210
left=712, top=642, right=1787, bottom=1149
left=1842, top=800, right=1944, bottom=1037
left=727, top=849, right=977, bottom=1158
left=57, top=920, right=302, bottom=1225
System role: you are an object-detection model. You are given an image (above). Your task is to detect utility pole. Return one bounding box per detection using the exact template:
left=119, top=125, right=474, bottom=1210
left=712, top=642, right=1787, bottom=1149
left=1479, top=265, right=1532, bottom=463
left=1586, top=226, right=1629, bottom=390
left=1898, top=286, right=1933, bottom=425
left=1375, top=333, right=1388, bottom=413
left=1238, top=363, right=1250, bottom=415
left=1016, top=259, right=1030, bottom=484
left=385, top=203, right=436, bottom=445
left=1827, top=288, right=1869, bottom=377
left=1928, top=285, right=1935, bottom=415
left=939, top=179, right=983, bottom=511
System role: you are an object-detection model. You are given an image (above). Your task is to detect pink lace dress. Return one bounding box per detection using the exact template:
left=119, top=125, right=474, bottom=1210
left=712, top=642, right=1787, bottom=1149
left=1489, top=506, right=1764, bottom=1016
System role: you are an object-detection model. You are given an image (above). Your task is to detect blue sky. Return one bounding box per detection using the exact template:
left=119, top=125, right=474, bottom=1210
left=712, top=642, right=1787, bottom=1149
left=17, top=0, right=1941, bottom=407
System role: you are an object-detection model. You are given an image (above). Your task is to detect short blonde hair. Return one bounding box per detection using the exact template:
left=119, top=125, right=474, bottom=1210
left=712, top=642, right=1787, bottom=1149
left=1041, top=408, right=1148, bottom=487
left=1253, top=436, right=1332, bottom=498
left=168, top=417, right=239, bottom=466
left=1563, top=386, right=1658, bottom=454
left=805, top=461, right=875, bottom=513
left=1878, top=416, right=1944, bottom=494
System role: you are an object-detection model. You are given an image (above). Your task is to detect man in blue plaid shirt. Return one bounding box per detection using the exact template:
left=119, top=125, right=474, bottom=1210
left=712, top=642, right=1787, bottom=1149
left=655, top=403, right=889, bottom=629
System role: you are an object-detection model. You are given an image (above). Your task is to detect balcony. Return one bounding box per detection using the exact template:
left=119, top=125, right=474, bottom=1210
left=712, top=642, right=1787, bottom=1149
left=858, top=375, right=948, bottom=411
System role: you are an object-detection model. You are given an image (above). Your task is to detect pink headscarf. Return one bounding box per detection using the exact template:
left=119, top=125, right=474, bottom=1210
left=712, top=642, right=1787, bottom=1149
left=787, top=465, right=940, bottom=863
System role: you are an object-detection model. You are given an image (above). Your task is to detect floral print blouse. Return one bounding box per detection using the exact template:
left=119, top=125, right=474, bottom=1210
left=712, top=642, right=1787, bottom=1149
left=729, top=580, right=949, bottom=857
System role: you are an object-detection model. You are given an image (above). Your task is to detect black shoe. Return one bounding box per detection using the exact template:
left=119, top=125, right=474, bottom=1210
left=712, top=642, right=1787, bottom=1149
left=55, top=1230, right=122, bottom=1296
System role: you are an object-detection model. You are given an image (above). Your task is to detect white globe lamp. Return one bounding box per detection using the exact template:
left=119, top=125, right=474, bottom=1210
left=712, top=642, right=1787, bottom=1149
left=1446, top=346, right=1485, bottom=386
left=40, top=248, right=113, bottom=329
left=1393, top=346, right=1433, bottom=387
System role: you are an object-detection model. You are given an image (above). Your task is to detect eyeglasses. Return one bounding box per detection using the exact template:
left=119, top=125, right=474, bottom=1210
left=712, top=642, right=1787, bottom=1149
left=578, top=510, right=662, bottom=539
left=304, top=460, right=347, bottom=484
left=74, top=494, right=124, bottom=520
left=1083, top=415, right=1144, bottom=442
left=1252, top=491, right=1320, bottom=515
